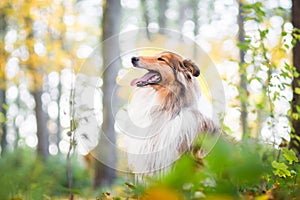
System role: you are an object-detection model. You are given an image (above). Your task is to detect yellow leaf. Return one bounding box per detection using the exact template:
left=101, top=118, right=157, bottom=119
left=142, top=187, right=184, bottom=200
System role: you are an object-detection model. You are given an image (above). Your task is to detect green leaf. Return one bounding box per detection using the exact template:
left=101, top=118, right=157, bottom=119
left=0, top=112, right=6, bottom=123
left=292, top=112, right=299, bottom=120
left=259, top=29, right=269, bottom=38
left=281, top=31, right=287, bottom=37
left=237, top=42, right=249, bottom=51
left=296, top=105, right=300, bottom=113
left=1, top=103, right=8, bottom=111
left=284, top=44, right=290, bottom=49
left=282, top=148, right=299, bottom=164
left=242, top=4, right=253, bottom=10
left=295, top=87, right=300, bottom=95
left=272, top=161, right=291, bottom=178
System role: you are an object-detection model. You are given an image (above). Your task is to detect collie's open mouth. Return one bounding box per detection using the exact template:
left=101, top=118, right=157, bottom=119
left=130, top=70, right=161, bottom=87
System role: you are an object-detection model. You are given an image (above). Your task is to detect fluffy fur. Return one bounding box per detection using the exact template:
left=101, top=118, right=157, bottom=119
left=120, top=51, right=220, bottom=174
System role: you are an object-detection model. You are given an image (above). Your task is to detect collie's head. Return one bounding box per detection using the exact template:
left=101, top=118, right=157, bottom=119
left=130, top=51, right=201, bottom=114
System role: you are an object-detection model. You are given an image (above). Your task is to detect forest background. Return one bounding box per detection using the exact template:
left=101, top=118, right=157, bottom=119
left=0, top=0, right=300, bottom=199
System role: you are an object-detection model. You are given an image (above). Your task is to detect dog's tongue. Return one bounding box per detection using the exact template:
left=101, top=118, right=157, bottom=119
left=130, top=72, right=156, bottom=86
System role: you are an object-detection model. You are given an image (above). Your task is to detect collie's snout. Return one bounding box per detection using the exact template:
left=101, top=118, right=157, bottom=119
left=131, top=56, right=139, bottom=65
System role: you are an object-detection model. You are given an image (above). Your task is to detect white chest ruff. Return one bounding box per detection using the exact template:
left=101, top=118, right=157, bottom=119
left=116, top=87, right=201, bottom=173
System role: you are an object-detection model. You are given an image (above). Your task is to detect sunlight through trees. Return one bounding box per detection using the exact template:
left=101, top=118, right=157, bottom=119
left=0, top=0, right=299, bottom=199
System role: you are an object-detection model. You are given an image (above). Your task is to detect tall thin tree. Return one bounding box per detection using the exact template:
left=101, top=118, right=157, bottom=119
left=141, top=0, right=151, bottom=40
left=190, top=0, right=200, bottom=59
left=158, top=0, right=168, bottom=34
left=291, top=0, right=300, bottom=154
left=237, top=0, right=249, bottom=139
left=24, top=16, right=49, bottom=160
left=0, top=3, right=8, bottom=156
left=93, top=0, right=121, bottom=188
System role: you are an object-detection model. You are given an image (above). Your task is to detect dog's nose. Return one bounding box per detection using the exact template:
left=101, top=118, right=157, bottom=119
left=131, top=57, right=139, bottom=63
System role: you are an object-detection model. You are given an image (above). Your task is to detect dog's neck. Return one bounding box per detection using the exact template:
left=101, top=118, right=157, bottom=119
left=152, top=84, right=184, bottom=117
left=152, top=79, right=200, bottom=117
left=125, top=85, right=202, bottom=173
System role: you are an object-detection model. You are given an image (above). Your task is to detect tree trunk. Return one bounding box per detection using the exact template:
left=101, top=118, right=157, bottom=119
left=291, top=0, right=300, bottom=153
left=191, top=0, right=199, bottom=59
left=178, top=2, right=187, bottom=31
left=141, top=0, right=151, bottom=40
left=238, top=1, right=248, bottom=139
left=158, top=0, right=168, bottom=34
left=93, top=0, right=121, bottom=188
left=0, top=89, right=7, bottom=156
left=23, top=11, right=49, bottom=159
left=33, top=90, right=49, bottom=160
left=191, top=0, right=199, bottom=37
left=0, top=5, right=7, bottom=156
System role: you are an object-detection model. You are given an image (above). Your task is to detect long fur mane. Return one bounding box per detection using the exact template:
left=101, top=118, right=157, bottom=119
left=118, top=71, right=219, bottom=174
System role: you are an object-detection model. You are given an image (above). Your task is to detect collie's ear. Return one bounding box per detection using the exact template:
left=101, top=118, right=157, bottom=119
left=183, top=59, right=200, bottom=77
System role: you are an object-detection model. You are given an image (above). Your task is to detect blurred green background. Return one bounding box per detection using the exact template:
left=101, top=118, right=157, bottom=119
left=0, top=0, right=300, bottom=199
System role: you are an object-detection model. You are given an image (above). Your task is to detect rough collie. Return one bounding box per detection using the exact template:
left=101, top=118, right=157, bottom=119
left=117, top=51, right=221, bottom=174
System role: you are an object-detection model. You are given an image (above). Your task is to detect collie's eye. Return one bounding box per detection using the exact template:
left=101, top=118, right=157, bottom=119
left=157, top=57, right=165, bottom=61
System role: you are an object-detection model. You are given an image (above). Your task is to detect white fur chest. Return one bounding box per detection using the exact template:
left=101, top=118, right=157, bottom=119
left=116, top=87, right=201, bottom=173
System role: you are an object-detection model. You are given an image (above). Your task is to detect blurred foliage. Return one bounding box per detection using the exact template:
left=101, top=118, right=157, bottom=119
left=104, top=138, right=299, bottom=200
left=235, top=1, right=294, bottom=140
left=0, top=148, right=91, bottom=199
left=0, top=0, right=82, bottom=90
